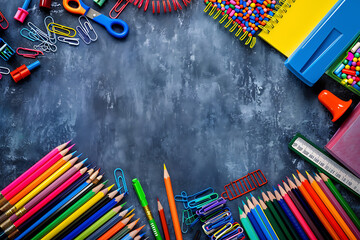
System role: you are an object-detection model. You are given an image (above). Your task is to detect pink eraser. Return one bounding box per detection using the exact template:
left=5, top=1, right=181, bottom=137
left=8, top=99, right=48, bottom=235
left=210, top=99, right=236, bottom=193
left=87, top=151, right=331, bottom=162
left=14, top=8, right=29, bottom=23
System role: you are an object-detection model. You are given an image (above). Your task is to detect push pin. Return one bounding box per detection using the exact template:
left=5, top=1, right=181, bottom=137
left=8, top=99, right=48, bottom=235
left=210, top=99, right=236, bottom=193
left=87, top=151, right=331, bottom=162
left=10, top=61, right=40, bottom=83
left=318, top=90, right=352, bottom=122
left=14, top=0, right=31, bottom=23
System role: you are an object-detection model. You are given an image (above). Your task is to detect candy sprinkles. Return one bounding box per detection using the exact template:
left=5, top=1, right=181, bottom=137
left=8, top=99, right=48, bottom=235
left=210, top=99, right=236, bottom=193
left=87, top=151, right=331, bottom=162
left=204, top=0, right=276, bottom=48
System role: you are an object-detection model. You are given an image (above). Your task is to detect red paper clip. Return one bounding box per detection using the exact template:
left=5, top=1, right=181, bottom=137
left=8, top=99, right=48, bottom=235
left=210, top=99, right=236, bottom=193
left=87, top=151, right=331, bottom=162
left=221, top=169, right=267, bottom=201
left=16, top=47, right=44, bottom=59
left=0, top=11, right=9, bottom=30
left=109, top=0, right=131, bottom=19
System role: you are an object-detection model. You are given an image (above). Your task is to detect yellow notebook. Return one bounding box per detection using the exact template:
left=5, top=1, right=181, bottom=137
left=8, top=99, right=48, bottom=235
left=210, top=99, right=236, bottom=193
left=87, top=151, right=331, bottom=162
left=259, top=0, right=338, bottom=57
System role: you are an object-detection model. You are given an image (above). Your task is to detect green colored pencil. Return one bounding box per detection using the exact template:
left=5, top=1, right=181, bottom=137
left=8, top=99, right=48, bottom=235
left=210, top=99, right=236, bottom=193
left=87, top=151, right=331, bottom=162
left=319, top=172, right=360, bottom=230
left=267, top=191, right=301, bottom=240
left=239, top=207, right=259, bottom=240
left=259, top=197, right=287, bottom=240
left=109, top=219, right=139, bottom=240
left=32, top=182, right=105, bottom=240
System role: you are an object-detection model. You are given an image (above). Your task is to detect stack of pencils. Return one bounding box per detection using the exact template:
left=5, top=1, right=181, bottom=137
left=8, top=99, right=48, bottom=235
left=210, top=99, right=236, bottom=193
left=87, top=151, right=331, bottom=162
left=0, top=141, right=145, bottom=240
left=239, top=170, right=360, bottom=240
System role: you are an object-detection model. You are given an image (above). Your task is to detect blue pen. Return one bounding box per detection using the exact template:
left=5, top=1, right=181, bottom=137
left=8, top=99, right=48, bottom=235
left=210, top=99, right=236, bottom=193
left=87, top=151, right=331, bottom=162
left=243, top=201, right=266, bottom=240
left=247, top=197, right=272, bottom=240
left=62, top=193, right=125, bottom=240
left=273, top=189, right=309, bottom=240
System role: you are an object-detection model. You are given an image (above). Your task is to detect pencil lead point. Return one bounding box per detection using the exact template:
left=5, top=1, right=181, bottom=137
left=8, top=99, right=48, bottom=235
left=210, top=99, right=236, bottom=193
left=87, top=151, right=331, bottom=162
left=102, top=180, right=109, bottom=185
left=66, top=139, right=72, bottom=145
left=81, top=158, right=88, bottom=163
left=68, top=144, right=76, bottom=151
left=272, top=186, right=277, bottom=191
left=71, top=150, right=77, bottom=156
left=120, top=202, right=127, bottom=207
left=296, top=169, right=300, bottom=174
left=163, top=164, right=166, bottom=170
left=76, top=153, right=83, bottom=158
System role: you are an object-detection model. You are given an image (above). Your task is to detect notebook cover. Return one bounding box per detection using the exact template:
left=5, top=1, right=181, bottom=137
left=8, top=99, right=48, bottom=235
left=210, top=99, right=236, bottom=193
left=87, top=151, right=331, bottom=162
left=258, top=0, right=338, bottom=57
left=325, top=103, right=360, bottom=178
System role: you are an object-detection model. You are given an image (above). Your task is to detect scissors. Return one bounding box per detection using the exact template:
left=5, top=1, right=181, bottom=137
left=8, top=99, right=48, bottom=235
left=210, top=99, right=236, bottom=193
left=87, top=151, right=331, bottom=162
left=63, top=0, right=129, bottom=39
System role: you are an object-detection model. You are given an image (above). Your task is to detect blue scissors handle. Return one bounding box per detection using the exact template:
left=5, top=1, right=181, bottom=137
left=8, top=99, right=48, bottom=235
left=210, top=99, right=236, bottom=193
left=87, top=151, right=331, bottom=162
left=91, top=13, right=129, bottom=39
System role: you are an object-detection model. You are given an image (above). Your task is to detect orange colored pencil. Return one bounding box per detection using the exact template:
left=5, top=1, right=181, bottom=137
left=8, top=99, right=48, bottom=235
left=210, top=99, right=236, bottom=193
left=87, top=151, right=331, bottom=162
left=292, top=174, right=340, bottom=240
left=157, top=198, right=170, bottom=240
left=297, top=170, right=348, bottom=240
left=307, top=172, right=356, bottom=240
left=164, top=164, right=182, bottom=240
left=98, top=214, right=134, bottom=240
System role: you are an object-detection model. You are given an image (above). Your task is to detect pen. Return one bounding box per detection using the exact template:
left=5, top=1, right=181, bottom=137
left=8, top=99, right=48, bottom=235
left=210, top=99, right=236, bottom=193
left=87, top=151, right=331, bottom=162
left=132, top=178, right=163, bottom=240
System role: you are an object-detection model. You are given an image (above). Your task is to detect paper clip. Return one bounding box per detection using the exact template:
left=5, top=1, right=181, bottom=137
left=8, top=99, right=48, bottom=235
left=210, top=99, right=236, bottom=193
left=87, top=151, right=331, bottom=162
left=47, top=22, right=76, bottom=37
left=188, top=192, right=218, bottom=210
left=57, top=36, right=80, bottom=46
left=196, top=197, right=227, bottom=217
left=0, top=38, right=15, bottom=61
left=0, top=66, right=10, bottom=80
left=109, top=0, right=131, bottom=19
left=114, top=168, right=128, bottom=195
left=34, top=41, right=57, bottom=53
left=0, top=11, right=9, bottom=30
left=44, top=16, right=57, bottom=44
left=175, top=187, right=214, bottom=203
left=16, top=47, right=44, bottom=58
left=203, top=210, right=233, bottom=235
left=76, top=16, right=98, bottom=45
left=20, top=28, right=40, bottom=42
left=212, top=222, right=243, bottom=240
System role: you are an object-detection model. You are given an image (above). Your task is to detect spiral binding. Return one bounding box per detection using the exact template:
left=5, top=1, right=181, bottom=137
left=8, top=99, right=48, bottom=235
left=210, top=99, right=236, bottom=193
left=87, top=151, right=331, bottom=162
left=204, top=0, right=295, bottom=48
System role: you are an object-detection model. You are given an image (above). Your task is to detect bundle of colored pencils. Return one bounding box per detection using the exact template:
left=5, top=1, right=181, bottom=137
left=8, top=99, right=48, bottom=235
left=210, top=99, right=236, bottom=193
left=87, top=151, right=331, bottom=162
left=239, top=170, right=360, bottom=240
left=0, top=141, right=145, bottom=240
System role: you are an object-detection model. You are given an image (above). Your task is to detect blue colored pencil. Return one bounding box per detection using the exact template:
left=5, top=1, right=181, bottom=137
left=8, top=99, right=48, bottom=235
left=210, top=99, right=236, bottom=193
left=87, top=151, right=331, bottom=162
left=247, top=197, right=272, bottom=240
left=62, top=194, right=125, bottom=240
left=243, top=201, right=266, bottom=240
left=273, top=189, right=309, bottom=240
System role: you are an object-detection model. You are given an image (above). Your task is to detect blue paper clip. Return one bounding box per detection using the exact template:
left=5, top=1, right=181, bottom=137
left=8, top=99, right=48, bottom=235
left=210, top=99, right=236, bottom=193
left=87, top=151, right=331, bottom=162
left=218, top=226, right=245, bottom=240
left=0, top=38, right=15, bottom=61
left=202, top=209, right=233, bottom=235
left=114, top=168, right=128, bottom=195
left=196, top=197, right=227, bottom=217
left=188, top=192, right=219, bottom=210
left=175, top=187, right=214, bottom=203
left=20, top=28, right=39, bottom=42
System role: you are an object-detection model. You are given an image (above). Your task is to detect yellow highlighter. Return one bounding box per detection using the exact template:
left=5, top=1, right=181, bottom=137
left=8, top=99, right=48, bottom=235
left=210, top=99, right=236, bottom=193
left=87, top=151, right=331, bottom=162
left=41, top=185, right=113, bottom=240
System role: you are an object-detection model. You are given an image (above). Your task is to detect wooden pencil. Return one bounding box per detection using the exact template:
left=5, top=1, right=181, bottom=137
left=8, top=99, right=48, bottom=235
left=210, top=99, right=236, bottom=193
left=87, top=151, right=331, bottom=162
left=297, top=170, right=348, bottom=240
left=239, top=207, right=259, bottom=240
left=258, top=198, right=286, bottom=240
left=157, top=198, right=170, bottom=240
left=243, top=201, right=266, bottom=240
left=247, top=197, right=272, bottom=240
left=121, top=225, right=145, bottom=240
left=109, top=219, right=140, bottom=240
left=97, top=214, right=134, bottom=240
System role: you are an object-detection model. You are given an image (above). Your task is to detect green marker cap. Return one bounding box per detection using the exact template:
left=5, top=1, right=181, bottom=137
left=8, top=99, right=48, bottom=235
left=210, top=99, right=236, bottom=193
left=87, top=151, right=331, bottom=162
left=132, top=178, right=148, bottom=207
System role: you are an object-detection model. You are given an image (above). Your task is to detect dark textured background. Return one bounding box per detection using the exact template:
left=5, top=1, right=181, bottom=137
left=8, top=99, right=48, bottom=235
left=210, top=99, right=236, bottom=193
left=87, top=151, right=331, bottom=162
left=0, top=1, right=359, bottom=239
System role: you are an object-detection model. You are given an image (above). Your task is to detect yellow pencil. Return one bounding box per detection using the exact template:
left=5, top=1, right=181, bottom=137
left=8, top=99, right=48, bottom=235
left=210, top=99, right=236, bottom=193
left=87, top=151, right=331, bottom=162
left=41, top=185, right=114, bottom=240
left=307, top=172, right=356, bottom=240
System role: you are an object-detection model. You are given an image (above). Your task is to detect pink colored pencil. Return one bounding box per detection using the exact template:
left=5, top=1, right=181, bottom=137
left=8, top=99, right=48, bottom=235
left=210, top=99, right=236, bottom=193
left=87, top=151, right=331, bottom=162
left=278, top=185, right=317, bottom=240
left=316, top=173, right=360, bottom=239
left=3, top=146, right=74, bottom=200
left=0, top=141, right=71, bottom=198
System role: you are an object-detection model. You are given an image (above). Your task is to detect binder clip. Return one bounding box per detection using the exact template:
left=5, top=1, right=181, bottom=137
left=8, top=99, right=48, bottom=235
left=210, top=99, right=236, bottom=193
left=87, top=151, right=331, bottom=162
left=318, top=90, right=352, bottom=122
left=196, top=197, right=226, bottom=217
left=0, top=38, right=15, bottom=61
left=14, top=0, right=31, bottom=23
left=16, top=47, right=44, bottom=58
left=221, top=169, right=267, bottom=201
left=114, top=168, right=128, bottom=195
left=10, top=61, right=40, bottom=83
left=0, top=11, right=9, bottom=30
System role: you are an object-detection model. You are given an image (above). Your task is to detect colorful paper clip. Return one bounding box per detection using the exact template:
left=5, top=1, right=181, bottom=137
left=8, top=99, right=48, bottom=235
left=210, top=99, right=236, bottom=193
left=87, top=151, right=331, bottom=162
left=16, top=47, right=44, bottom=58
left=76, top=16, right=98, bottom=45
left=114, top=168, right=128, bottom=195
left=44, top=16, right=57, bottom=45
left=196, top=197, right=227, bottom=217
left=20, top=28, right=40, bottom=42
left=175, top=187, right=214, bottom=209
left=0, top=38, right=15, bottom=61
left=213, top=223, right=244, bottom=240
left=109, top=0, right=131, bottom=19
left=202, top=210, right=233, bottom=235
left=47, top=22, right=76, bottom=37
left=0, top=66, right=10, bottom=80
left=221, top=169, right=267, bottom=201
left=57, top=36, right=80, bottom=46
left=188, top=192, right=219, bottom=210
left=0, top=11, right=9, bottom=30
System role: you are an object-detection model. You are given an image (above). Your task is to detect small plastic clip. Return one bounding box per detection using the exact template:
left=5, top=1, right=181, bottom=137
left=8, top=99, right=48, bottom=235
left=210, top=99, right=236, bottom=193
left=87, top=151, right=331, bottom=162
left=114, top=168, right=128, bottom=195
left=47, top=22, right=76, bottom=37
left=77, top=16, right=98, bottom=45
left=44, top=16, right=57, bottom=44
left=0, top=11, right=9, bottom=30
left=109, top=0, right=131, bottom=19
left=57, top=36, right=80, bottom=46
left=16, top=47, right=44, bottom=58
left=196, top=197, right=227, bottom=217
left=0, top=66, right=10, bottom=80
left=20, top=28, right=39, bottom=42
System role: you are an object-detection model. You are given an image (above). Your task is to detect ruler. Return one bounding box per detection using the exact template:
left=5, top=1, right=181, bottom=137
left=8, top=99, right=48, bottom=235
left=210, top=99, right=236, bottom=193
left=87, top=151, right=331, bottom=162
left=289, top=133, right=360, bottom=198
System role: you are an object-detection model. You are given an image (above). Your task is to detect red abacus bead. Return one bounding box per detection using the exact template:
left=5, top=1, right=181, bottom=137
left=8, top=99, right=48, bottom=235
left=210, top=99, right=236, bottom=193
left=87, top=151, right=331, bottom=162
left=351, top=66, right=356, bottom=70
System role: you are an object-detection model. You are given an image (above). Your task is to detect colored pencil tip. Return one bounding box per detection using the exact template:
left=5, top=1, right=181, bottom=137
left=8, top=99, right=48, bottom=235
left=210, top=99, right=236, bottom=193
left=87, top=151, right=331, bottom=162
left=250, top=193, right=254, bottom=197
left=286, top=176, right=290, bottom=180
left=81, top=158, right=88, bottom=163
left=139, top=233, right=146, bottom=238
left=292, top=174, right=296, bottom=179
left=102, top=180, right=109, bottom=185
left=68, top=143, right=76, bottom=151
left=116, top=187, right=122, bottom=192
left=305, top=171, right=310, bottom=176
left=76, top=153, right=83, bottom=158
left=66, top=139, right=72, bottom=145
left=157, top=198, right=159, bottom=201
left=127, top=205, right=134, bottom=211
left=296, top=169, right=300, bottom=174
left=163, top=164, right=166, bottom=170
left=71, top=150, right=77, bottom=156
left=85, top=164, right=91, bottom=168
left=107, top=184, right=115, bottom=190
left=282, top=180, right=285, bottom=183
left=246, top=197, right=249, bottom=201
left=242, top=200, right=246, bottom=205
left=120, top=202, right=127, bottom=207
left=272, top=186, right=277, bottom=191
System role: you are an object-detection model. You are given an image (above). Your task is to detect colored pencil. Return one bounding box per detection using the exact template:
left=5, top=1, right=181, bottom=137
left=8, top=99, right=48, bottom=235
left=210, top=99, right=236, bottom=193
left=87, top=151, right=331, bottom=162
left=262, top=192, right=295, bottom=240
left=320, top=171, right=360, bottom=230
left=164, top=164, right=182, bottom=240
left=41, top=185, right=113, bottom=240
left=32, top=182, right=106, bottom=240
left=109, top=219, right=140, bottom=240
left=157, top=198, right=170, bottom=240
left=0, top=141, right=71, bottom=207
left=282, top=182, right=323, bottom=240
left=307, top=172, right=356, bottom=240
left=84, top=206, right=132, bottom=240
left=62, top=193, right=125, bottom=240
left=297, top=170, right=347, bottom=240
left=286, top=177, right=331, bottom=240
left=247, top=197, right=272, bottom=240
left=13, top=169, right=98, bottom=240
left=121, top=225, right=146, bottom=240
left=315, top=173, right=360, bottom=239
left=250, top=195, right=279, bottom=240
left=97, top=214, right=134, bottom=240
left=239, top=206, right=259, bottom=240
left=0, top=165, right=87, bottom=239
left=134, top=232, right=146, bottom=240
left=273, top=189, right=308, bottom=240
left=243, top=201, right=266, bottom=240
left=258, top=198, right=285, bottom=240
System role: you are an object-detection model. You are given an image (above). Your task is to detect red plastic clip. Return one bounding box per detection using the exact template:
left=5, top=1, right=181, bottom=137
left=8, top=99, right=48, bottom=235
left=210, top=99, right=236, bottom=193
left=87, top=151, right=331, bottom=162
left=0, top=11, right=9, bottom=30
left=16, top=47, right=44, bottom=59
left=109, top=0, right=131, bottom=19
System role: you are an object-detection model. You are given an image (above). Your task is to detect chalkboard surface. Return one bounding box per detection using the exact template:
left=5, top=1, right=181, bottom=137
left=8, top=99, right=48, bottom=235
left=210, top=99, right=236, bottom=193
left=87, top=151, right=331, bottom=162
left=0, top=1, right=359, bottom=239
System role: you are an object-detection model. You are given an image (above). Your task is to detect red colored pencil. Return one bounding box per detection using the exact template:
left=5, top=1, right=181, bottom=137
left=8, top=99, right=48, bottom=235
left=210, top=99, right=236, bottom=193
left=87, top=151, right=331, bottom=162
left=157, top=198, right=170, bottom=240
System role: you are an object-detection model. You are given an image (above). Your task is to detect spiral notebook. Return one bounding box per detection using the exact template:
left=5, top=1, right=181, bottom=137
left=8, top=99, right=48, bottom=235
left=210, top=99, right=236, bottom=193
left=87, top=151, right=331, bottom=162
left=258, top=0, right=338, bottom=57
